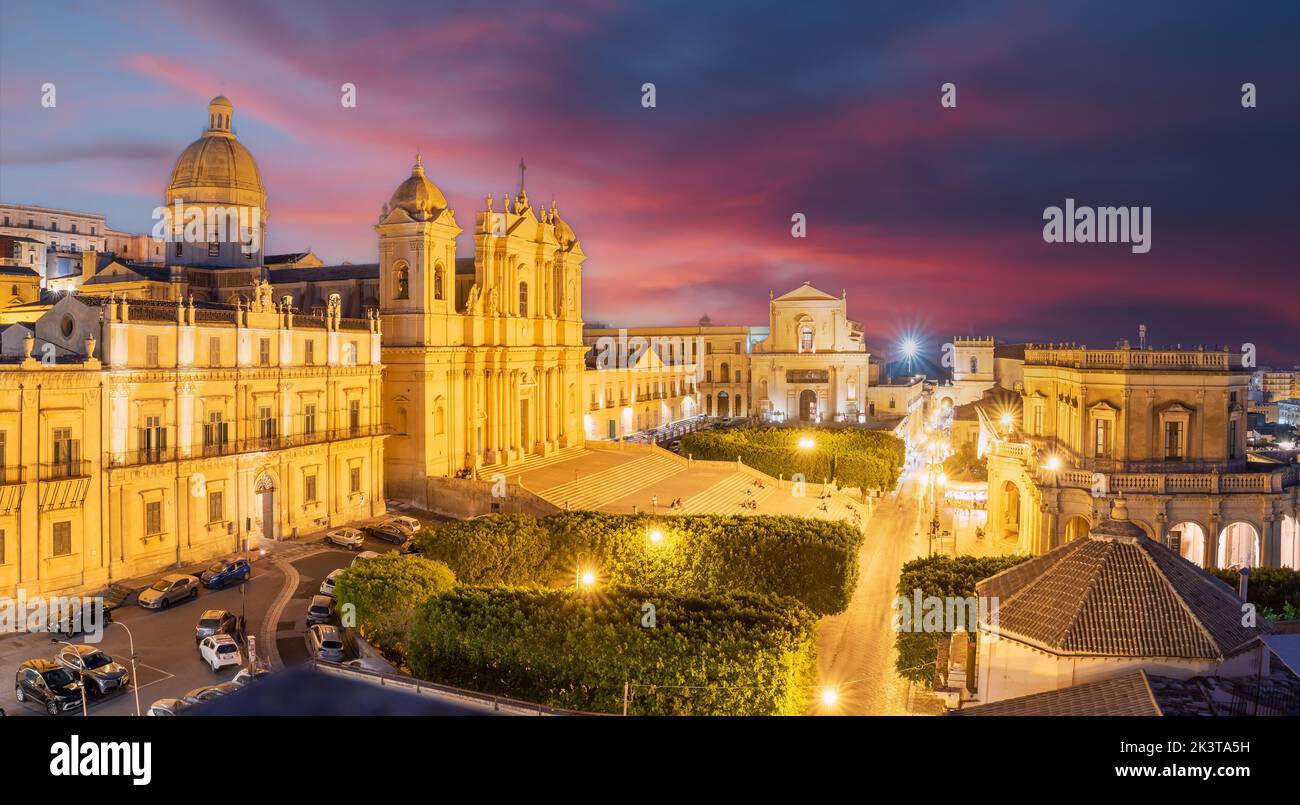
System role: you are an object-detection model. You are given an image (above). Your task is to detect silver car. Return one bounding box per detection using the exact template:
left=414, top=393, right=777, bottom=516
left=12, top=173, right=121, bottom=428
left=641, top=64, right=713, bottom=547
left=308, top=624, right=346, bottom=662
left=320, top=568, right=344, bottom=597
left=138, top=574, right=200, bottom=610
left=306, top=595, right=335, bottom=625
left=325, top=528, right=364, bottom=550
left=55, top=644, right=130, bottom=697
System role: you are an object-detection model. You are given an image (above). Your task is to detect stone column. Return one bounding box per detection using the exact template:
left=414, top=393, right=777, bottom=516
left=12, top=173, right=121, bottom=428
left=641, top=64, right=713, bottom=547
left=485, top=368, right=497, bottom=462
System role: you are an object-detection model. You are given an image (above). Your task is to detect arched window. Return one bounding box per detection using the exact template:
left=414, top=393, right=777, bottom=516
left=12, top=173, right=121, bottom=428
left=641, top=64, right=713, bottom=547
left=396, top=406, right=408, bottom=435
left=847, top=377, right=858, bottom=401
left=518, top=281, right=528, bottom=316
left=435, top=402, right=446, bottom=435
left=800, top=327, right=814, bottom=351
left=970, top=356, right=978, bottom=374
left=393, top=261, right=409, bottom=300
left=433, top=264, right=444, bottom=300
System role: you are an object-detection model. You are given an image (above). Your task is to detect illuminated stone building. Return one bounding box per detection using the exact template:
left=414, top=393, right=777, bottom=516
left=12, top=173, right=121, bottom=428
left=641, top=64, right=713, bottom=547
left=985, top=344, right=1300, bottom=569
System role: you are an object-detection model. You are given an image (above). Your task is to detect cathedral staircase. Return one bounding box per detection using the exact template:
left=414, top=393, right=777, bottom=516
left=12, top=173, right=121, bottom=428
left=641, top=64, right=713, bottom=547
left=476, top=446, right=591, bottom=481
left=676, top=473, right=776, bottom=515
left=536, top=450, right=686, bottom=511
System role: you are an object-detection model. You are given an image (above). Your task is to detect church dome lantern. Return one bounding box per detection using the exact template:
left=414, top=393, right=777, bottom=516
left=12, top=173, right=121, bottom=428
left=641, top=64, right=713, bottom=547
left=165, top=96, right=266, bottom=209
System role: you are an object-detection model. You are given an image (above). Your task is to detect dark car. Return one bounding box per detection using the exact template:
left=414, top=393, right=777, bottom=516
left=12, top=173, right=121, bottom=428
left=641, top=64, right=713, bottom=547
left=199, top=558, right=251, bottom=590
left=366, top=521, right=412, bottom=547
left=195, top=609, right=238, bottom=644
left=55, top=644, right=130, bottom=697
left=51, top=603, right=113, bottom=639
left=14, top=659, right=83, bottom=715
left=181, top=682, right=241, bottom=706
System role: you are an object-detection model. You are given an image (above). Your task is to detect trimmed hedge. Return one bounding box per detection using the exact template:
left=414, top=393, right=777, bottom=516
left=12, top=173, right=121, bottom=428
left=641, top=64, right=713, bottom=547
left=416, top=510, right=863, bottom=615
left=680, top=426, right=904, bottom=492
left=893, top=554, right=1031, bottom=686
left=408, top=586, right=818, bottom=715
left=331, top=553, right=456, bottom=662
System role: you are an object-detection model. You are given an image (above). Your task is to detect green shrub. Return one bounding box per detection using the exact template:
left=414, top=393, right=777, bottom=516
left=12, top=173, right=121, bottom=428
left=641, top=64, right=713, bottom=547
left=1211, top=566, right=1300, bottom=616
left=893, top=554, right=1031, bottom=686
left=416, top=511, right=862, bottom=615
left=332, top=553, right=456, bottom=662
left=416, top=513, right=550, bottom=585
left=942, top=441, right=987, bottom=482
left=680, top=426, right=903, bottom=492
left=408, top=586, right=818, bottom=715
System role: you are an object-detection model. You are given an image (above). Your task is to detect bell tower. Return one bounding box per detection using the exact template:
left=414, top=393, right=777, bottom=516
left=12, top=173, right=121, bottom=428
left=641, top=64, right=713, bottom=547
left=376, top=154, right=461, bottom=346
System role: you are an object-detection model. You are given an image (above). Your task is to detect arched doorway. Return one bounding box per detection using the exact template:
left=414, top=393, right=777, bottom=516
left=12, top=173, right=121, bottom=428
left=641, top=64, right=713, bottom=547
left=799, top=389, right=817, bottom=422
left=1282, top=515, right=1299, bottom=570
left=1001, top=481, right=1021, bottom=535
left=705, top=394, right=712, bottom=416
left=1169, top=521, right=1207, bottom=566
left=1064, top=515, right=1090, bottom=541
left=255, top=472, right=276, bottom=540
left=717, top=391, right=730, bottom=418
left=1217, top=521, right=1259, bottom=569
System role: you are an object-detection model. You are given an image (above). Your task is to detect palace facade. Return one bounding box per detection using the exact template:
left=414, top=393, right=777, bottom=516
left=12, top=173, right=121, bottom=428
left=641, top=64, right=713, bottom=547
left=985, top=344, right=1300, bottom=569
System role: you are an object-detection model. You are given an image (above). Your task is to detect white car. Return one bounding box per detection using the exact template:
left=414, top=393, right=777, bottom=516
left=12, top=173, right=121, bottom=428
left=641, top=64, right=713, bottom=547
left=320, top=568, right=344, bottom=597
left=198, top=634, right=243, bottom=673
left=325, top=528, right=365, bottom=550
left=351, top=551, right=381, bottom=567
left=307, top=624, right=346, bottom=662
left=387, top=515, right=421, bottom=534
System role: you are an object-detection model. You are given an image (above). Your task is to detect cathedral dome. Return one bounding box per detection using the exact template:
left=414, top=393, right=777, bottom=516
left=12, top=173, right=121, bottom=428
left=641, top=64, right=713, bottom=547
left=388, top=154, right=447, bottom=217
left=551, top=205, right=576, bottom=250
left=165, top=96, right=265, bottom=208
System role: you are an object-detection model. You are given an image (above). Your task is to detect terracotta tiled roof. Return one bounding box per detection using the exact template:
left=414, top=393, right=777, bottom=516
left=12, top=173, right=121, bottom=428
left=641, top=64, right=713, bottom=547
left=977, top=502, right=1267, bottom=660
left=951, top=670, right=1213, bottom=716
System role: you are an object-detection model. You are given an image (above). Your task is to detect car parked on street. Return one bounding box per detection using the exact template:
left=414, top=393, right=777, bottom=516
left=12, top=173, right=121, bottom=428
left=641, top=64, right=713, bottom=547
left=199, top=558, right=251, bottom=589
left=320, top=568, right=344, bottom=597
left=14, top=659, right=83, bottom=715
left=306, top=595, right=335, bottom=626
left=307, top=624, right=346, bottom=662
left=325, top=528, right=365, bottom=550
left=195, top=609, right=238, bottom=644
left=181, top=682, right=241, bottom=706
left=55, top=644, right=130, bottom=697
left=366, top=521, right=411, bottom=546
left=50, top=603, right=113, bottom=639
left=198, top=635, right=243, bottom=673
left=351, top=550, right=381, bottom=567
left=387, top=515, right=421, bottom=534
left=147, top=698, right=193, bottom=716
left=231, top=667, right=272, bottom=687
left=138, top=574, right=200, bottom=609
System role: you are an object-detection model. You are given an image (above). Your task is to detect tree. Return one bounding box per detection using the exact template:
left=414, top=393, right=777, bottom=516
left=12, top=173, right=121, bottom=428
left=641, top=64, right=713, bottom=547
left=332, top=553, right=456, bottom=663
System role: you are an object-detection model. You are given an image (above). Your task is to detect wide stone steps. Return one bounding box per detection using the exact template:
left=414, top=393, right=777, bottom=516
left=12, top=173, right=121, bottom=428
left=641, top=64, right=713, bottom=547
left=478, top=446, right=591, bottom=480
left=538, top=452, right=686, bottom=511
left=677, top=474, right=775, bottom=515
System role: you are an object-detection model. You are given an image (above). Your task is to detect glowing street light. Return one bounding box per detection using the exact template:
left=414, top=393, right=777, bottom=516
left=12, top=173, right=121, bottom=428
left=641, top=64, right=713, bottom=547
left=580, top=570, right=596, bottom=588
left=1043, top=455, right=1062, bottom=471
left=901, top=339, right=919, bottom=359
left=999, top=412, right=1013, bottom=429
left=798, top=436, right=816, bottom=450
left=820, top=686, right=839, bottom=707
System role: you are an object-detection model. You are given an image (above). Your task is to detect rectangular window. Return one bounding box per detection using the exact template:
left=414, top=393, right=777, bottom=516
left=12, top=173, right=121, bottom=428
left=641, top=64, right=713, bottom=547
left=175, top=241, right=183, bottom=258
left=1164, top=421, right=1184, bottom=460
left=350, top=466, right=361, bottom=494
left=349, top=400, right=361, bottom=432
left=146, top=335, right=159, bottom=367
left=203, top=411, right=228, bottom=450
left=0, top=430, right=6, bottom=473
left=208, top=491, right=224, bottom=523
left=1094, top=419, right=1111, bottom=458
left=207, top=240, right=220, bottom=257
left=145, top=502, right=162, bottom=535
left=304, top=340, right=315, bottom=366
left=304, top=474, right=318, bottom=504
left=259, top=406, right=276, bottom=440
left=0, top=529, right=5, bottom=564
left=1228, top=421, right=1238, bottom=460
left=52, top=428, right=80, bottom=467
left=259, top=338, right=271, bottom=366
left=139, top=414, right=167, bottom=461
left=304, top=404, right=317, bottom=435
left=52, top=522, right=72, bottom=556
left=210, top=337, right=221, bottom=367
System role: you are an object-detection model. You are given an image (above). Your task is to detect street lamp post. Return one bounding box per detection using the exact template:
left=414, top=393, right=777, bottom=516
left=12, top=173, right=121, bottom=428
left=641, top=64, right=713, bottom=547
left=56, top=640, right=89, bottom=717
left=110, top=621, right=142, bottom=717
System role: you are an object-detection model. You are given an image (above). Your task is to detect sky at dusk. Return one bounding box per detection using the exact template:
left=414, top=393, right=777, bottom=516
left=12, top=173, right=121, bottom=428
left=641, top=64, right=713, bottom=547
left=1, top=0, right=1297, bottom=364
